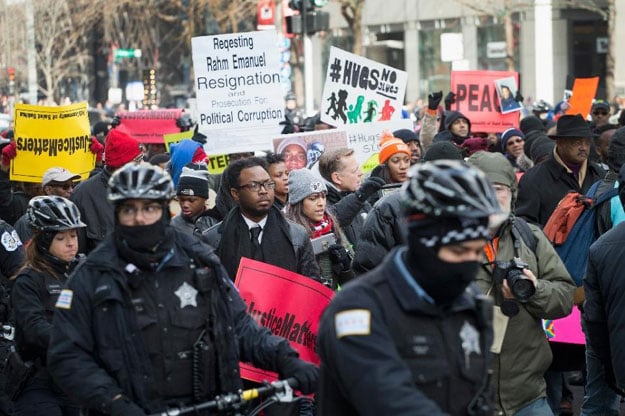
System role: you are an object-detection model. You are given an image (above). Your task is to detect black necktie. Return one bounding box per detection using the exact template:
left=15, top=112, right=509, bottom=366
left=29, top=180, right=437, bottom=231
left=250, top=226, right=262, bottom=260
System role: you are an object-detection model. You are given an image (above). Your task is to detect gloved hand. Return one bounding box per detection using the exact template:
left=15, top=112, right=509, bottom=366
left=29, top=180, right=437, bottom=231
left=1, top=141, right=16, bottom=166
left=328, top=244, right=352, bottom=275
left=515, top=90, right=524, bottom=103
left=90, top=136, right=104, bottom=163
left=191, top=125, right=207, bottom=145
left=355, top=176, right=385, bottom=202
left=444, top=92, right=457, bottom=110
left=427, top=91, right=443, bottom=110
left=110, top=396, right=145, bottom=416
left=277, top=355, right=319, bottom=395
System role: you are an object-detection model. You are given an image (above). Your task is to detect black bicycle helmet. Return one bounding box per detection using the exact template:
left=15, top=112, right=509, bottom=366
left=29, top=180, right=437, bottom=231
left=401, top=160, right=501, bottom=219
left=27, top=196, right=86, bottom=231
left=108, top=164, right=174, bottom=203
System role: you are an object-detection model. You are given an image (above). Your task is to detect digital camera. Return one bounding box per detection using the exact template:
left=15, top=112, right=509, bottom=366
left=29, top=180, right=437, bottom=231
left=492, top=258, right=535, bottom=302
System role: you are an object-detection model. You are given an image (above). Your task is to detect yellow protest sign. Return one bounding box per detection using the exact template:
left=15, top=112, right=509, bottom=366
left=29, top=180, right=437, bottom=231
left=11, top=102, right=94, bottom=183
left=163, top=130, right=193, bottom=153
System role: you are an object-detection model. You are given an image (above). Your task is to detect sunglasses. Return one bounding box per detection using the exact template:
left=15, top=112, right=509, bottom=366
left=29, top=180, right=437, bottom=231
left=593, top=111, right=608, bottom=116
left=507, top=139, right=524, bottom=145
left=48, top=183, right=75, bottom=190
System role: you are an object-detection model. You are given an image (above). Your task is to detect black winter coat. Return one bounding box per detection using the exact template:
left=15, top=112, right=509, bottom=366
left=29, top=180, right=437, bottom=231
left=516, top=155, right=605, bottom=226
left=47, top=230, right=297, bottom=414
left=325, top=185, right=371, bottom=247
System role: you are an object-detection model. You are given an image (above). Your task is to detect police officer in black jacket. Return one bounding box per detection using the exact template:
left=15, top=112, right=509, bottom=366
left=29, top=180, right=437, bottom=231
left=317, top=160, right=501, bottom=415
left=47, top=164, right=318, bottom=416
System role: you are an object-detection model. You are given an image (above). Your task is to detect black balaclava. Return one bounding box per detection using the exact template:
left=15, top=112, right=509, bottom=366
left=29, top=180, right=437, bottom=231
left=114, top=201, right=174, bottom=270
left=402, top=216, right=489, bottom=305
left=34, top=230, right=77, bottom=274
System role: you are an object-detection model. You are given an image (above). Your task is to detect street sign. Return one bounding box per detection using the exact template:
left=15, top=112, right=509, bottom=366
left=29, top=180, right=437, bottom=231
left=114, top=48, right=142, bottom=59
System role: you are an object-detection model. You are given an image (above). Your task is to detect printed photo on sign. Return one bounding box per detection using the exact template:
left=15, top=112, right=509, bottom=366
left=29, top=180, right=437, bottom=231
left=494, top=76, right=522, bottom=114
left=320, top=47, right=407, bottom=127
left=272, top=130, right=348, bottom=171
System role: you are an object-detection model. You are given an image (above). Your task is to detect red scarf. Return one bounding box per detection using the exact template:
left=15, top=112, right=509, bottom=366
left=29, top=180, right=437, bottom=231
left=311, top=213, right=333, bottom=238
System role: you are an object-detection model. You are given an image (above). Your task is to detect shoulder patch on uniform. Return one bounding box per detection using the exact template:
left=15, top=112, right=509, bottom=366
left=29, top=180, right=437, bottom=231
left=335, top=309, right=371, bottom=338
left=55, top=289, right=73, bottom=309
left=1, top=230, right=22, bottom=252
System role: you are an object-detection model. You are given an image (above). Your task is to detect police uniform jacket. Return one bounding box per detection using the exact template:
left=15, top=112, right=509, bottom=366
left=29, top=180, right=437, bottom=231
left=47, top=229, right=297, bottom=414
left=317, top=247, right=493, bottom=416
left=0, top=220, right=23, bottom=283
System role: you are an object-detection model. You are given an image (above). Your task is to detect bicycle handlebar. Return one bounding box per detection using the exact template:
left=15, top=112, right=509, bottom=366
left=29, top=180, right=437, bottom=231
left=151, top=378, right=299, bottom=416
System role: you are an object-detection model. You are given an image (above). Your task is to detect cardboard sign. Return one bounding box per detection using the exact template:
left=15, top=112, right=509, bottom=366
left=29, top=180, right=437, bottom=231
left=115, top=109, right=183, bottom=144
left=450, top=70, right=520, bottom=133
left=321, top=47, right=407, bottom=127
left=234, top=258, right=334, bottom=383
left=566, top=77, right=599, bottom=119
left=11, top=102, right=94, bottom=183
left=543, top=306, right=585, bottom=345
left=192, top=31, right=284, bottom=132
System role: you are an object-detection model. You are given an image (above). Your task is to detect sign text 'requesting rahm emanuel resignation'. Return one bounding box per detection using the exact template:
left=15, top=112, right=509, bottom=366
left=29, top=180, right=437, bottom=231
left=192, top=31, right=284, bottom=132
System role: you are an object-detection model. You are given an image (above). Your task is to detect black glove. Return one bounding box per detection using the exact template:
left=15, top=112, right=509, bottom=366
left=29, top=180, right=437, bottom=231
left=276, top=355, right=319, bottom=395
left=110, top=115, right=121, bottom=128
left=427, top=91, right=443, bottom=110
left=191, top=125, right=207, bottom=145
left=515, top=90, right=524, bottom=103
left=444, top=92, right=456, bottom=110
left=328, top=244, right=352, bottom=273
left=355, top=176, right=385, bottom=202
left=110, top=396, right=145, bottom=416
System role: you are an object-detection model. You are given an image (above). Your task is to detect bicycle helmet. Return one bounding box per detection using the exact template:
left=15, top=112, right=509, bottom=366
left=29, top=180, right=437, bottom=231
left=27, top=196, right=86, bottom=231
left=401, top=160, right=501, bottom=219
left=108, top=164, right=175, bottom=203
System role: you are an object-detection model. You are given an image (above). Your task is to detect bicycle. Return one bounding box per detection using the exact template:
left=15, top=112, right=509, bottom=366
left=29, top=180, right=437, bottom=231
left=150, top=378, right=311, bottom=416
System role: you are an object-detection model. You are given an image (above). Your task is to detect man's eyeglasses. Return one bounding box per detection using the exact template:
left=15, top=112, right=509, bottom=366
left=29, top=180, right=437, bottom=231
left=593, top=111, right=608, bottom=116
left=49, top=183, right=75, bottom=190
left=117, top=202, right=163, bottom=220
left=237, top=181, right=276, bottom=192
left=493, top=184, right=511, bottom=194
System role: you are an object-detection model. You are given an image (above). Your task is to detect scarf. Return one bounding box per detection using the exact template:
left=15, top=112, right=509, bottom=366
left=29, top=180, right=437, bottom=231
left=310, top=213, right=333, bottom=238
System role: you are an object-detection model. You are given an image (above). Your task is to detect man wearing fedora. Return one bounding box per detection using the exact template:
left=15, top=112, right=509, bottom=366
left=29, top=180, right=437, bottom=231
left=516, top=114, right=605, bottom=226
left=516, top=113, right=606, bottom=415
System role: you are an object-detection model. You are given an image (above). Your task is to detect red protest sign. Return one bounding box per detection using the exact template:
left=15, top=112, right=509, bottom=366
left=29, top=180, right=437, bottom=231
left=450, top=70, right=520, bottom=133
left=115, top=109, right=183, bottom=143
left=234, top=257, right=334, bottom=383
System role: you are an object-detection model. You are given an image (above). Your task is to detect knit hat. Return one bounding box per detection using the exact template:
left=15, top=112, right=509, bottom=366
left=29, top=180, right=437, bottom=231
left=288, top=168, right=327, bottom=204
left=378, top=131, right=410, bottom=164
left=529, top=137, right=555, bottom=164
left=607, top=127, right=625, bottom=172
left=104, top=129, right=141, bottom=168
left=501, top=128, right=525, bottom=148
left=422, top=141, right=463, bottom=162
left=467, top=151, right=518, bottom=201
left=393, top=128, right=420, bottom=144
left=462, top=137, right=489, bottom=156
left=176, top=164, right=210, bottom=199
left=520, top=115, right=545, bottom=135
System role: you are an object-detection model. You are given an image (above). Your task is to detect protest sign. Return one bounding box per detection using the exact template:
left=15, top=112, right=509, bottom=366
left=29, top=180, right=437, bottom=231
left=272, top=129, right=348, bottom=171
left=234, top=258, right=334, bottom=383
left=321, top=47, right=407, bottom=127
left=566, top=76, right=599, bottom=119
left=543, top=307, right=585, bottom=345
left=192, top=31, right=284, bottom=133
left=11, top=102, right=94, bottom=183
left=450, top=70, right=520, bottom=133
left=115, top=109, right=183, bottom=144
left=201, top=124, right=282, bottom=155
left=163, top=130, right=193, bottom=153
left=343, top=119, right=413, bottom=173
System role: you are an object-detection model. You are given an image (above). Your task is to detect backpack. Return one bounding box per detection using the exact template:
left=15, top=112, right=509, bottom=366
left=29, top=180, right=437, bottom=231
left=543, top=180, right=619, bottom=286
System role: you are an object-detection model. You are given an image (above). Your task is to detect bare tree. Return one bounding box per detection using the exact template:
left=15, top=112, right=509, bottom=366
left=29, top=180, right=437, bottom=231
left=335, top=0, right=365, bottom=55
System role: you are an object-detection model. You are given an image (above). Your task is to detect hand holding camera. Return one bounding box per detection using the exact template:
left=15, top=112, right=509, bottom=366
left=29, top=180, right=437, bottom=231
left=493, top=258, right=536, bottom=317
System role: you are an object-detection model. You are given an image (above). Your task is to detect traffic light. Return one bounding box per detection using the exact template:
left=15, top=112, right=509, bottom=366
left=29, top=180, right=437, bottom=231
left=285, top=0, right=329, bottom=35
left=7, top=67, right=14, bottom=82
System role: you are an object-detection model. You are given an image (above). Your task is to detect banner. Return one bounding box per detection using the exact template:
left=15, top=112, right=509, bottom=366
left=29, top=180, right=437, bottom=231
left=321, top=47, right=407, bottom=127
left=566, top=77, right=599, bottom=119
left=192, top=31, right=284, bottom=133
left=11, top=102, right=94, bottom=183
left=234, top=258, right=334, bottom=383
left=543, top=307, right=585, bottom=345
left=450, top=70, right=520, bottom=133
left=115, top=109, right=183, bottom=144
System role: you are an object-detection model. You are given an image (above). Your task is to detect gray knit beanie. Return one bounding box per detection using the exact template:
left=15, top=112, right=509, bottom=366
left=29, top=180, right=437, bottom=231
left=288, top=168, right=327, bottom=204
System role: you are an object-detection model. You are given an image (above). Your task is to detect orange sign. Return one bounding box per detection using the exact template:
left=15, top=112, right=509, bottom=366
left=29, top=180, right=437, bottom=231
left=566, top=77, right=599, bottom=119
left=234, top=257, right=334, bottom=383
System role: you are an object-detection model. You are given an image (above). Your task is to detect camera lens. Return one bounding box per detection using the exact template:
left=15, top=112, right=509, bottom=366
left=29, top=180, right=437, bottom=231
left=510, top=275, right=536, bottom=301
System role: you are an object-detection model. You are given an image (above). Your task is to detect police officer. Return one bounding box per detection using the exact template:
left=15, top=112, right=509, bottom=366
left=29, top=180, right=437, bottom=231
left=11, top=196, right=86, bottom=416
left=317, top=160, right=501, bottom=415
left=47, top=164, right=318, bottom=415
left=0, top=219, right=23, bottom=283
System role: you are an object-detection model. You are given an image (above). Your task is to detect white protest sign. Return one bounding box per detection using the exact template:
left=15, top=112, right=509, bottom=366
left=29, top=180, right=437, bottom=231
left=202, top=125, right=282, bottom=155
left=341, top=119, right=413, bottom=173
left=320, top=47, right=407, bottom=127
left=192, top=31, right=284, bottom=133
